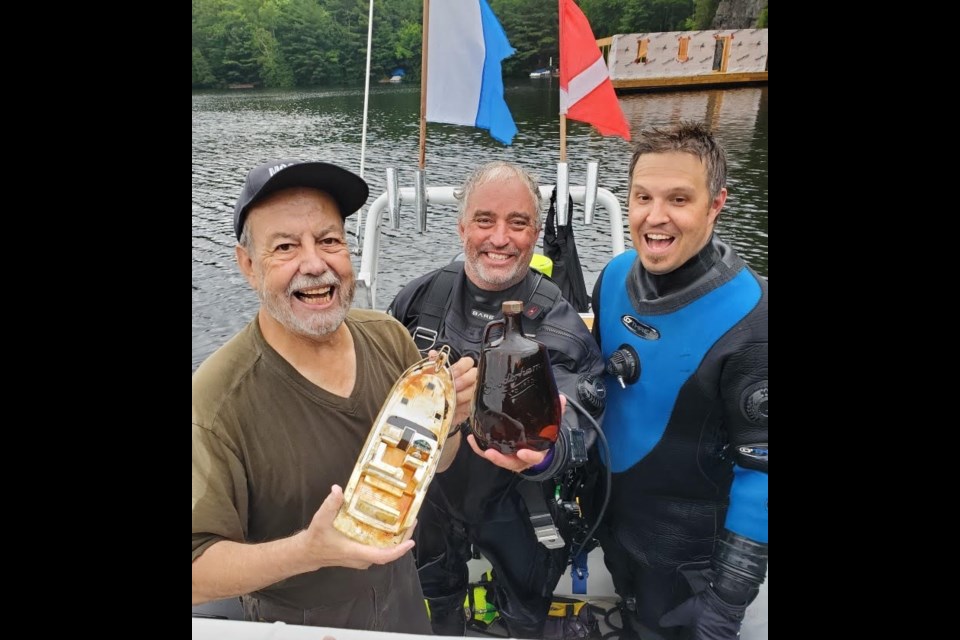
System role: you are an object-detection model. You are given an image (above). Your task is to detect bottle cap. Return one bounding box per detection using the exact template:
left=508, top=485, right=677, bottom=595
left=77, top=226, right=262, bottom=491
left=502, top=300, right=523, bottom=314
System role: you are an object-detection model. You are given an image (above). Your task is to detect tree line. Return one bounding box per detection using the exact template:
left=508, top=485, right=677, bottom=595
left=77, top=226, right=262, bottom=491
left=193, top=0, right=750, bottom=90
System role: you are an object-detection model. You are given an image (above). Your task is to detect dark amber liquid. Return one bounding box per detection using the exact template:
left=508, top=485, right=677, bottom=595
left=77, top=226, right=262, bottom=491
left=472, top=320, right=561, bottom=454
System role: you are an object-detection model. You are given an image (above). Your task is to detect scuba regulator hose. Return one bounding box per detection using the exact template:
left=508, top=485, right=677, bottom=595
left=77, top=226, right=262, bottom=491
left=562, top=394, right=612, bottom=562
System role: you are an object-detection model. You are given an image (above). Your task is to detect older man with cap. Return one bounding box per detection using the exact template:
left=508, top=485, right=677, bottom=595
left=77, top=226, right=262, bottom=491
left=192, top=159, right=477, bottom=632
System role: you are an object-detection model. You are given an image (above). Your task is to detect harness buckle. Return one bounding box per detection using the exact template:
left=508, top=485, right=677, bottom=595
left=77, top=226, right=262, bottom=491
left=412, top=326, right=439, bottom=353
left=529, top=513, right=566, bottom=549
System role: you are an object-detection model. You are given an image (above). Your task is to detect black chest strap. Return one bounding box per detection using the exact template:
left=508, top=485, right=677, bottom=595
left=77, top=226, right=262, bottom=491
left=517, top=478, right=565, bottom=550
left=521, top=272, right=563, bottom=334
left=412, top=263, right=563, bottom=352
left=411, top=263, right=568, bottom=550
left=412, top=263, right=462, bottom=353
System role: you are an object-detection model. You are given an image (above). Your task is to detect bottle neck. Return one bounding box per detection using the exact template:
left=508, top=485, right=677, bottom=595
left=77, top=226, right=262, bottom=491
left=503, top=310, right=523, bottom=335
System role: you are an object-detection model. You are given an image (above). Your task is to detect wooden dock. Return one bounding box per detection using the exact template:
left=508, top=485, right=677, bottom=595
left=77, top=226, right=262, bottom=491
left=602, top=29, right=768, bottom=93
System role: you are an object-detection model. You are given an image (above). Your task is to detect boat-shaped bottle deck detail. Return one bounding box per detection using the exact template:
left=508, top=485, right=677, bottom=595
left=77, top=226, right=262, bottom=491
left=333, top=346, right=456, bottom=547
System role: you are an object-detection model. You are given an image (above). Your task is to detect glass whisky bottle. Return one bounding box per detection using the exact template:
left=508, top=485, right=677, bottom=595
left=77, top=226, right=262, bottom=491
left=471, top=300, right=561, bottom=453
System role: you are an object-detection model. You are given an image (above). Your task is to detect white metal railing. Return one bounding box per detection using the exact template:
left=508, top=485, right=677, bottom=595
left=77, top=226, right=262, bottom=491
left=357, top=185, right=626, bottom=309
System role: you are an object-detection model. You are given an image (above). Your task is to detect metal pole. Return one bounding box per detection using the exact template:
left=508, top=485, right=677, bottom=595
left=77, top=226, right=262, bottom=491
left=357, top=0, right=375, bottom=239
left=418, top=0, right=430, bottom=170
left=560, top=114, right=567, bottom=163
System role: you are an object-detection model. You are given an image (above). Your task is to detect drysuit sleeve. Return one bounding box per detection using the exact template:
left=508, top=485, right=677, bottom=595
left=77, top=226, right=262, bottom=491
left=714, top=338, right=767, bottom=606
left=661, top=339, right=768, bottom=635
left=722, top=339, right=767, bottom=544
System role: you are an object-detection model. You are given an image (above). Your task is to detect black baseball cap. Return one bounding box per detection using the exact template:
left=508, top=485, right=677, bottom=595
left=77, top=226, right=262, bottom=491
left=233, top=159, right=369, bottom=240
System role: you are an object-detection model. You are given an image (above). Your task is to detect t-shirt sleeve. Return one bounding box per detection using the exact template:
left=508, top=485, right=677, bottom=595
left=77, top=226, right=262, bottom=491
left=192, top=422, right=249, bottom=561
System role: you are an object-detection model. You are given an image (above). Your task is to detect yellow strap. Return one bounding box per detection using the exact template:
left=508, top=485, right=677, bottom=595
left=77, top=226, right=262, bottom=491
left=548, top=600, right=586, bottom=617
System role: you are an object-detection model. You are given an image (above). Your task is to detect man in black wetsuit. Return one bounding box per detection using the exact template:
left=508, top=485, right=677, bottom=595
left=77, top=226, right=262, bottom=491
left=591, top=121, right=768, bottom=640
left=388, top=160, right=607, bottom=638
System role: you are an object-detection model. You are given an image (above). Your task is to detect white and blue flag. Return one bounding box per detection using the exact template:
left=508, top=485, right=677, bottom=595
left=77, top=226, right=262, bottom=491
left=426, top=0, right=517, bottom=145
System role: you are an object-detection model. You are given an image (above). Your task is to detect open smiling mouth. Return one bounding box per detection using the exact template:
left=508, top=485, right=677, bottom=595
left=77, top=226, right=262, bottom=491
left=294, top=285, right=335, bottom=303
left=484, top=251, right=515, bottom=263
left=645, top=233, right=675, bottom=250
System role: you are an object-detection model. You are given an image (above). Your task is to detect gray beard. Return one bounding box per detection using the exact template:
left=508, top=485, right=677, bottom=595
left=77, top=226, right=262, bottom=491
left=259, top=273, right=356, bottom=339
left=465, top=246, right=532, bottom=290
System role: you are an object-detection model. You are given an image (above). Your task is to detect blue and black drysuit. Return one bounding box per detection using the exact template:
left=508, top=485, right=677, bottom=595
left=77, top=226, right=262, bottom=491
left=591, top=235, right=768, bottom=640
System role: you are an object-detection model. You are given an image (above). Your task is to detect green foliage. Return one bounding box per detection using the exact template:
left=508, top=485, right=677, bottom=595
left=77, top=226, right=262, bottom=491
left=191, top=0, right=703, bottom=89
left=274, top=0, right=336, bottom=86
left=255, top=27, right=295, bottom=88
left=578, top=0, right=623, bottom=40
left=222, top=19, right=260, bottom=84
left=193, top=48, right=217, bottom=88
left=684, top=0, right=719, bottom=30
left=757, top=4, right=768, bottom=28
left=393, top=21, right=422, bottom=76
left=367, top=0, right=420, bottom=80
left=578, top=0, right=695, bottom=36
left=493, top=0, right=557, bottom=75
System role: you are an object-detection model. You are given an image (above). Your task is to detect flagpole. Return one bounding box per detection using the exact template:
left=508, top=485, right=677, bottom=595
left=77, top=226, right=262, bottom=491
left=560, top=114, right=567, bottom=163
left=557, top=0, right=632, bottom=154
left=418, top=0, right=430, bottom=170
left=360, top=0, right=374, bottom=180
left=356, top=0, right=375, bottom=240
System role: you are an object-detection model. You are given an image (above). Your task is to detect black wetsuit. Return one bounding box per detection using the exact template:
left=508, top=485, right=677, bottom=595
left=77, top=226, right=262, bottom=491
left=592, top=235, right=768, bottom=640
left=389, top=266, right=606, bottom=638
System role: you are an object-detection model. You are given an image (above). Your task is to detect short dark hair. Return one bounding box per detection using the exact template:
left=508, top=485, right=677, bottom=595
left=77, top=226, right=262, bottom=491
left=628, top=121, right=727, bottom=200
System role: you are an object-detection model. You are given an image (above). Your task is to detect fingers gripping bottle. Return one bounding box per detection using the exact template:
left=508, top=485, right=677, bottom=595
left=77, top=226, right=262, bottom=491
left=471, top=301, right=561, bottom=453
left=333, top=346, right=457, bottom=547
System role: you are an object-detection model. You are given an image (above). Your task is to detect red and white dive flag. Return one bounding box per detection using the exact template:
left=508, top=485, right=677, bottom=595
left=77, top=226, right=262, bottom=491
left=559, top=0, right=631, bottom=140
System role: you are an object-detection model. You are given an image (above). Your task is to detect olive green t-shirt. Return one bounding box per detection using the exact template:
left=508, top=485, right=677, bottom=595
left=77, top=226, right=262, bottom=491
left=192, top=309, right=422, bottom=610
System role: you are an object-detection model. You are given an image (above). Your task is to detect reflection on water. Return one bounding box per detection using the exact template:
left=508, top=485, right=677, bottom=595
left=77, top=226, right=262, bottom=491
left=193, top=82, right=767, bottom=371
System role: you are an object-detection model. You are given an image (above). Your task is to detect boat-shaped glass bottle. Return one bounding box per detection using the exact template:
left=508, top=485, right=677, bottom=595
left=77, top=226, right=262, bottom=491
left=333, top=346, right=456, bottom=547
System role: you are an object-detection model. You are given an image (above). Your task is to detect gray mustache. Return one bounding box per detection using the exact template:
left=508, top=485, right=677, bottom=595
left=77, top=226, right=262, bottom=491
left=287, top=273, right=340, bottom=295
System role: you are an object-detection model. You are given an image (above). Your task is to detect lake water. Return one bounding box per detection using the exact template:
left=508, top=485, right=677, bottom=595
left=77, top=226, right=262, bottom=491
left=192, top=81, right=767, bottom=371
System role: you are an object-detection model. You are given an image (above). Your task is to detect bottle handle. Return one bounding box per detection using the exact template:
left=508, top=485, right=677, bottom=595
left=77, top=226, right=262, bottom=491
left=480, top=318, right=505, bottom=350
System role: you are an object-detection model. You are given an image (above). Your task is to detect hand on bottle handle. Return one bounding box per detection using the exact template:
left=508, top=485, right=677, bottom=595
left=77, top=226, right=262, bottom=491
left=429, top=349, right=476, bottom=427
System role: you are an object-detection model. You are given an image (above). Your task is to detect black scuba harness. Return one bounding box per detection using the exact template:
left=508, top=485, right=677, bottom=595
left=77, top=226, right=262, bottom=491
left=411, top=261, right=562, bottom=354
left=407, top=261, right=602, bottom=592
left=410, top=263, right=570, bottom=546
